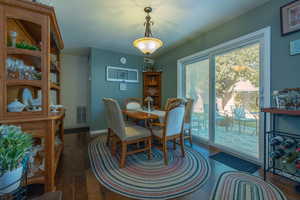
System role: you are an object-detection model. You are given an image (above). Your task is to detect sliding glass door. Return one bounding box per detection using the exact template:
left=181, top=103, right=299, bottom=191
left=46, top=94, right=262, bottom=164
left=185, top=58, right=209, bottom=140
left=179, top=28, right=270, bottom=162
left=214, top=43, right=260, bottom=159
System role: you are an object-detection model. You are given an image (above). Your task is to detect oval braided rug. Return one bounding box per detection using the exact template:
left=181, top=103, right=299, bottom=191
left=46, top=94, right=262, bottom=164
left=210, top=171, right=287, bottom=200
left=88, top=136, right=211, bottom=200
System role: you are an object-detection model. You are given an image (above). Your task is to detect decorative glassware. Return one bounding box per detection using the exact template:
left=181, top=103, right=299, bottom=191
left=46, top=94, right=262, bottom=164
left=6, top=58, right=17, bottom=79
left=16, top=60, right=25, bottom=80
left=24, top=66, right=30, bottom=80
left=28, top=66, right=35, bottom=80
left=10, top=31, right=17, bottom=47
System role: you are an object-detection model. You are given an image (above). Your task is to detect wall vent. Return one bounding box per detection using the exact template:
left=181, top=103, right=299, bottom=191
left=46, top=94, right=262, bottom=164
left=77, top=106, right=87, bottom=124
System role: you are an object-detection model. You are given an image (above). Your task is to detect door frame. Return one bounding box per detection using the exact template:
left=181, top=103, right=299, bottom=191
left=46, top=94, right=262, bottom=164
left=177, top=27, right=271, bottom=164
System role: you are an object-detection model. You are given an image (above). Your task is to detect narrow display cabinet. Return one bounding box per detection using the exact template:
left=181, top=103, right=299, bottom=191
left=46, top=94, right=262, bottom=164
left=143, top=72, right=162, bottom=109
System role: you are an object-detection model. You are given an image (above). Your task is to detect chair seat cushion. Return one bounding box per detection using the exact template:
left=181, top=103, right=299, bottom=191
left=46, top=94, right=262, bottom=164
left=151, top=127, right=164, bottom=138
left=124, top=125, right=151, bottom=141
left=126, top=102, right=141, bottom=110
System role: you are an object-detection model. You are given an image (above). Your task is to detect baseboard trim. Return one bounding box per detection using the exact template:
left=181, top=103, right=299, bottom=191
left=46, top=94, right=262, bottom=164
left=89, top=129, right=107, bottom=136
left=64, top=127, right=90, bottom=134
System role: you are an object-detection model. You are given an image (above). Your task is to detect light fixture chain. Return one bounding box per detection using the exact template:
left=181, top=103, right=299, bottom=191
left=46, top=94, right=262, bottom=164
left=144, top=13, right=153, bottom=37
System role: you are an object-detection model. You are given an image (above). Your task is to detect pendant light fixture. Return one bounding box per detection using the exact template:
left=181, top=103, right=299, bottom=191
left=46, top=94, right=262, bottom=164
left=133, top=7, right=163, bottom=55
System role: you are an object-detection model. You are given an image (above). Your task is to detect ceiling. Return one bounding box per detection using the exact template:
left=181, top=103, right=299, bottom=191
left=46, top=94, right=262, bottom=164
left=53, top=0, right=270, bottom=56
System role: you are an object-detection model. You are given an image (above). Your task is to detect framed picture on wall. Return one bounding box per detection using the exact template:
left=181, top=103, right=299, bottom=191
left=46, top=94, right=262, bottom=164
left=281, top=0, right=300, bottom=35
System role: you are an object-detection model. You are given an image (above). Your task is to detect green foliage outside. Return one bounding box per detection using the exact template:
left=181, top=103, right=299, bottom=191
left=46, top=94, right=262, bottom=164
left=186, top=44, right=260, bottom=114
left=216, top=44, right=260, bottom=111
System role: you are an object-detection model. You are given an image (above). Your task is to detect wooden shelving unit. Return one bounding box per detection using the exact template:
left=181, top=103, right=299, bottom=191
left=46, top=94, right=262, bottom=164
left=7, top=47, right=42, bottom=57
left=143, top=72, right=162, bottom=109
left=6, top=80, right=42, bottom=87
left=0, top=0, right=64, bottom=192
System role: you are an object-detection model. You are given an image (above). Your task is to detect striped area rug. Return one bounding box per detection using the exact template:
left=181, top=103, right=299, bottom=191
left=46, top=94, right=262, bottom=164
left=88, top=135, right=211, bottom=200
left=210, top=172, right=287, bottom=200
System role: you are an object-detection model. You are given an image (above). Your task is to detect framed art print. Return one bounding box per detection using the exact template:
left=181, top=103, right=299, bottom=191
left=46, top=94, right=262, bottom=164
left=281, top=0, right=300, bottom=36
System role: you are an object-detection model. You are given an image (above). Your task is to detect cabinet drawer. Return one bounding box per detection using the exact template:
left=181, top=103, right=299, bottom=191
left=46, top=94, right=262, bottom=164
left=6, top=121, right=48, bottom=138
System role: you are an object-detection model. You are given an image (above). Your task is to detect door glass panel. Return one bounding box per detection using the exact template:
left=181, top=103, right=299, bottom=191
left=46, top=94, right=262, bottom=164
left=185, top=59, right=209, bottom=140
left=215, top=43, right=260, bottom=158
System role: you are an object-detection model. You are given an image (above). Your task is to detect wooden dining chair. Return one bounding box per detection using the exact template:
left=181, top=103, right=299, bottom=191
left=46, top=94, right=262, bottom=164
left=106, top=98, right=152, bottom=168
left=183, top=98, right=194, bottom=146
left=151, top=100, right=186, bottom=165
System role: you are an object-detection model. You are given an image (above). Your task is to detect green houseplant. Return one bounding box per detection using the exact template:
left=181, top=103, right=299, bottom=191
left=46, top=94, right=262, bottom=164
left=0, top=125, right=32, bottom=194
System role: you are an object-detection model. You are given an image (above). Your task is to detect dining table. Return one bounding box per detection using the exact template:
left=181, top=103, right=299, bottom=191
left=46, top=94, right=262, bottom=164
left=122, top=108, right=166, bottom=127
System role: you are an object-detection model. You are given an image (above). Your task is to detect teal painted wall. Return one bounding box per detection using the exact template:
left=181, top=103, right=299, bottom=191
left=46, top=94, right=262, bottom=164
left=155, top=0, right=300, bottom=132
left=90, top=48, right=144, bottom=131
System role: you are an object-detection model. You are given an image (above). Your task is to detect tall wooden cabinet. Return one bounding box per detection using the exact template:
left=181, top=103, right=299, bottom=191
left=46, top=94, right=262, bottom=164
left=143, top=72, right=162, bottom=109
left=0, top=0, right=64, bottom=192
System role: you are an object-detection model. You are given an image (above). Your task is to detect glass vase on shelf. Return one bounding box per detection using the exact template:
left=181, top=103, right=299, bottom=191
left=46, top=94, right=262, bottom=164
left=9, top=31, right=17, bottom=48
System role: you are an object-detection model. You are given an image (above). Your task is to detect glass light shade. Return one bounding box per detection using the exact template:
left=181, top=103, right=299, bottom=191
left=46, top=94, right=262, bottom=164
left=133, top=37, right=163, bottom=54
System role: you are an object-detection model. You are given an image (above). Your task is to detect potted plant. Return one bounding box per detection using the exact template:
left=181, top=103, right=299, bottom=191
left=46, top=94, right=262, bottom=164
left=0, top=125, right=32, bottom=194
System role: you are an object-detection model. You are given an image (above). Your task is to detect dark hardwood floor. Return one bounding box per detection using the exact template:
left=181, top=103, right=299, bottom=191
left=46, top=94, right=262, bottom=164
left=34, top=133, right=300, bottom=200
